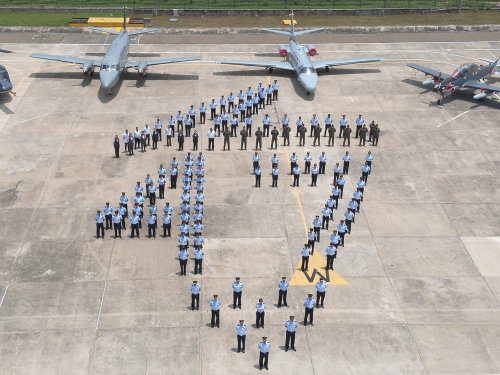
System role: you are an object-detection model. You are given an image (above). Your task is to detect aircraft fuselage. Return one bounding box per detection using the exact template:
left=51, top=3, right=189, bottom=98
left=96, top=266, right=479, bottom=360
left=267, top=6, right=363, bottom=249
left=288, top=38, right=318, bottom=93
left=99, top=32, right=130, bottom=90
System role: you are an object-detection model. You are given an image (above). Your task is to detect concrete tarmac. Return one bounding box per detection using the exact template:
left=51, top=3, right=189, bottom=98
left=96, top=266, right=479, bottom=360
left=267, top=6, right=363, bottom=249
left=0, top=31, right=500, bottom=374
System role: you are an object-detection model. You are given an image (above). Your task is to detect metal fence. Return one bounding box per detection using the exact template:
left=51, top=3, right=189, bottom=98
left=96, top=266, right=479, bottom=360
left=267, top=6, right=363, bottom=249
left=2, top=0, right=492, bottom=8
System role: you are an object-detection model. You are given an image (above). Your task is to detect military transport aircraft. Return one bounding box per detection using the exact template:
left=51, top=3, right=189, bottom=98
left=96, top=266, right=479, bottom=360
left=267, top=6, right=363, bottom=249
left=30, top=8, right=201, bottom=95
left=215, top=11, right=383, bottom=95
left=407, top=58, right=500, bottom=105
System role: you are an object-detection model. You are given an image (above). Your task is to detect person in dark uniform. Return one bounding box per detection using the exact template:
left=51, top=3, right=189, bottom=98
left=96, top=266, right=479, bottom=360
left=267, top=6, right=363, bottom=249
left=152, top=129, right=158, bottom=150
left=113, top=135, right=120, bottom=158
left=192, top=130, right=199, bottom=151
left=177, top=131, right=185, bottom=151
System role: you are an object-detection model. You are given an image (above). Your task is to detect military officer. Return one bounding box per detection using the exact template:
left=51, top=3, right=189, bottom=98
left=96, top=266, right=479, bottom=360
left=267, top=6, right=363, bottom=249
left=232, top=277, right=244, bottom=309
left=252, top=93, right=259, bottom=115
left=262, top=114, right=271, bottom=137
left=310, top=114, right=318, bottom=138
left=355, top=114, right=365, bottom=138
left=368, top=120, right=376, bottom=142
left=296, top=116, right=304, bottom=137
left=240, top=126, right=248, bottom=150
left=220, top=95, right=226, bottom=114
left=239, top=100, right=247, bottom=122
left=290, top=152, right=298, bottom=175
left=321, top=204, right=332, bottom=230
left=365, top=151, right=373, bottom=173
left=190, top=280, right=201, bottom=310
left=271, top=164, right=279, bottom=188
left=221, top=110, right=229, bottom=134
left=319, top=152, right=327, bottom=174
left=162, top=212, right=171, bottom=237
left=254, top=164, right=262, bottom=188
left=176, top=111, right=184, bottom=132
left=311, top=163, right=319, bottom=187
left=255, top=298, right=267, bottom=328
left=210, top=294, right=221, bottom=328
left=223, top=127, right=231, bottom=151
left=284, top=316, right=298, bottom=352
left=292, top=163, right=301, bottom=187
left=298, top=124, right=307, bottom=146
left=324, top=114, right=333, bottom=137
left=313, top=123, right=322, bottom=146
left=278, top=276, right=289, bottom=308
left=362, top=161, right=371, bottom=184
left=272, top=79, right=279, bottom=101
left=258, top=337, right=271, bottom=370
left=129, top=212, right=140, bottom=238
left=307, top=228, right=316, bottom=254
left=372, top=124, right=380, bottom=146
left=313, top=216, right=322, bottom=244
left=300, top=244, right=311, bottom=271
left=147, top=212, right=156, bottom=238
left=178, top=247, right=189, bottom=276
left=337, top=220, right=347, bottom=246
left=339, top=114, right=348, bottom=138
left=270, top=126, right=279, bottom=149
left=245, top=113, right=252, bottom=135
left=246, top=86, right=253, bottom=100
left=282, top=124, right=291, bottom=146
left=266, top=84, right=273, bottom=105
left=304, top=152, right=312, bottom=174
left=228, top=92, right=235, bottom=111
left=342, top=151, right=351, bottom=175
left=303, top=294, right=316, bottom=326
left=113, top=135, right=120, bottom=158
left=315, top=277, right=328, bottom=308
left=230, top=115, right=238, bottom=137
left=193, top=245, right=205, bottom=275
left=255, top=127, right=263, bottom=150
left=103, top=202, right=113, bottom=230
left=343, top=124, right=352, bottom=146
left=325, top=242, right=337, bottom=270
left=253, top=152, right=260, bottom=170
left=199, top=103, right=207, bottom=124
left=189, top=105, right=196, bottom=127
left=95, top=210, right=105, bottom=239
left=210, top=99, right=217, bottom=120
left=359, top=124, right=368, bottom=146
left=236, top=320, right=248, bottom=353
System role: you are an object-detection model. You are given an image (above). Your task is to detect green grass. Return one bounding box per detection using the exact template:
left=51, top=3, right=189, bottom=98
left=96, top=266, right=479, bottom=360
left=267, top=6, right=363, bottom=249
left=0, top=11, right=113, bottom=26
left=0, top=0, right=493, bottom=8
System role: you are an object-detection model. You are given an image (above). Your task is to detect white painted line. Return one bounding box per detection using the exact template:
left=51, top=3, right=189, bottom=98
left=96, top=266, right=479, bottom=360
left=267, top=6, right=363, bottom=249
left=95, top=281, right=107, bottom=330
left=0, top=283, right=9, bottom=309
left=436, top=110, right=471, bottom=127
left=8, top=113, right=49, bottom=126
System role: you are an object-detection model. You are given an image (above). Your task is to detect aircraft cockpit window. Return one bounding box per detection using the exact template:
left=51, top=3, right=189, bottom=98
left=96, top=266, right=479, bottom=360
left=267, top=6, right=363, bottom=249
left=0, top=68, right=7, bottom=80
left=452, top=63, right=472, bottom=78
left=110, top=64, right=117, bottom=71
left=101, top=64, right=114, bottom=71
left=299, top=67, right=315, bottom=75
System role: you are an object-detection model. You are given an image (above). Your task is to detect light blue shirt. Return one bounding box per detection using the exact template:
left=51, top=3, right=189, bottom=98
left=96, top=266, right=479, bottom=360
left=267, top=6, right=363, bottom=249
left=348, top=201, right=358, bottom=210
left=356, top=117, right=365, bottom=126
left=315, top=281, right=328, bottom=292
left=337, top=223, right=347, bottom=233
left=345, top=211, right=354, bottom=221
left=319, top=155, right=327, bottom=162
left=279, top=280, right=289, bottom=291
left=134, top=196, right=144, bottom=205
left=301, top=247, right=311, bottom=257
left=272, top=168, right=279, bottom=176
left=180, top=212, right=190, bottom=223
left=311, top=167, right=319, bottom=175
left=259, top=341, right=271, bottom=353
left=210, top=101, right=217, bottom=109
left=230, top=117, right=238, bottom=125
left=221, top=113, right=229, bottom=121
left=132, top=206, right=142, bottom=216
left=210, top=299, right=222, bottom=310
left=145, top=177, right=153, bottom=185
left=366, top=154, right=374, bottom=162
left=118, top=206, right=127, bottom=216
left=285, top=319, right=299, bottom=332
left=176, top=113, right=183, bottom=121
left=327, top=199, right=335, bottom=208
left=178, top=235, right=189, bottom=245
left=266, top=87, right=273, bottom=94
left=325, top=116, right=333, bottom=125
left=246, top=100, right=252, bottom=108
left=290, top=155, right=298, bottom=163
left=322, top=207, right=332, bottom=217
left=293, top=166, right=301, bottom=175
left=189, top=108, right=196, bottom=116
left=357, top=180, right=366, bottom=189
left=236, top=323, right=248, bottom=336
left=155, top=121, right=162, bottom=129
left=148, top=185, right=157, bottom=194
left=190, top=284, right=202, bottom=294
left=304, top=298, right=316, bottom=309
left=362, top=165, right=371, bottom=173
left=330, top=234, right=340, bottom=244
left=237, top=92, right=245, bottom=100
left=310, top=117, right=319, bottom=126
left=240, top=102, right=246, bottom=111
left=162, top=215, right=171, bottom=224
left=252, top=96, right=259, bottom=104
left=313, top=218, right=321, bottom=228
left=307, top=232, right=316, bottom=241
left=170, top=168, right=178, bottom=177
left=263, top=117, right=271, bottom=125
left=163, top=205, right=173, bottom=215
left=214, top=117, right=221, bottom=125
left=354, top=191, right=363, bottom=200
left=253, top=154, right=260, bottom=162
left=185, top=117, right=192, bottom=126
left=220, top=98, right=226, bottom=105
left=254, top=168, right=262, bottom=175
left=194, top=248, right=205, bottom=259
left=232, top=281, right=244, bottom=292
left=326, top=245, right=337, bottom=255
left=343, top=155, right=351, bottom=162
left=232, top=107, right=239, bottom=116
left=103, top=205, right=113, bottom=215
left=130, top=215, right=140, bottom=225
left=272, top=82, right=279, bottom=90
left=158, top=177, right=166, bottom=186
left=169, top=118, right=175, bottom=126
left=147, top=215, right=156, bottom=225
left=255, top=303, right=267, bottom=313
left=296, top=119, right=304, bottom=126
left=304, top=154, right=312, bottom=162
left=339, top=117, right=348, bottom=126
left=228, top=94, right=235, bottom=102
left=193, top=234, right=204, bottom=245
left=246, top=89, right=253, bottom=97
left=95, top=214, right=104, bottom=223
left=282, top=117, right=290, bottom=125
left=179, top=223, right=190, bottom=234
left=178, top=249, right=189, bottom=260
left=337, top=178, right=345, bottom=186
left=120, top=195, right=129, bottom=204
left=199, top=105, right=207, bottom=112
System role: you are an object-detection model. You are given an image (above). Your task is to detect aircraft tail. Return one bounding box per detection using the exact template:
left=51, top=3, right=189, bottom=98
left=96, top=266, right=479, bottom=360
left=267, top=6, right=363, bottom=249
left=290, top=10, right=295, bottom=37
left=123, top=7, right=127, bottom=31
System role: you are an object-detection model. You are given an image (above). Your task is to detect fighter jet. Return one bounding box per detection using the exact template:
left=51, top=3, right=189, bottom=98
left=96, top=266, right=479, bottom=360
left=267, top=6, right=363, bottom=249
left=407, top=58, right=500, bottom=105
left=30, top=7, right=201, bottom=95
left=215, top=11, right=383, bottom=95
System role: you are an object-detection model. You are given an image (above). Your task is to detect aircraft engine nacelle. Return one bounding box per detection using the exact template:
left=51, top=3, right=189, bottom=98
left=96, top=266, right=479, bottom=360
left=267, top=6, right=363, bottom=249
left=136, top=62, right=148, bottom=77
left=438, top=83, right=455, bottom=97
left=423, top=76, right=439, bottom=85
left=279, top=45, right=288, bottom=57
left=474, top=89, right=495, bottom=100
left=306, top=44, right=317, bottom=57
left=81, top=61, right=94, bottom=76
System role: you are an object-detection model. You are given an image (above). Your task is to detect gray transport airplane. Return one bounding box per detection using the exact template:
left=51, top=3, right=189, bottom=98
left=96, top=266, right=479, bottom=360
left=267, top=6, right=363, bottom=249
left=408, top=57, right=500, bottom=104
left=30, top=8, right=201, bottom=95
left=216, top=11, right=384, bottom=95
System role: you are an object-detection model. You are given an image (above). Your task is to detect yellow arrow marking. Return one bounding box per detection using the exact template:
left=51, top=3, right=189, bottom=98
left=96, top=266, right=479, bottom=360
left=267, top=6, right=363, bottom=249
left=265, top=73, right=347, bottom=286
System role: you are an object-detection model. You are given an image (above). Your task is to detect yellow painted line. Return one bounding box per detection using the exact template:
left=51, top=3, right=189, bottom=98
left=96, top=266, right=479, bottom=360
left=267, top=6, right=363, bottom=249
left=265, top=75, right=347, bottom=286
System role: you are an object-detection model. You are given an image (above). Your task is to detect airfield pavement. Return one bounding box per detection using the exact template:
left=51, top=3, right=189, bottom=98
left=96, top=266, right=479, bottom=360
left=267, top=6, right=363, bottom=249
left=1, top=30, right=500, bottom=374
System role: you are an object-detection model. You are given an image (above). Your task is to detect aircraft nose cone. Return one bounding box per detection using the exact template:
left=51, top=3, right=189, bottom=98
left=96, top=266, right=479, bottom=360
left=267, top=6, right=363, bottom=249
left=299, top=73, right=318, bottom=92
left=0, top=82, right=12, bottom=92
left=100, top=71, right=119, bottom=89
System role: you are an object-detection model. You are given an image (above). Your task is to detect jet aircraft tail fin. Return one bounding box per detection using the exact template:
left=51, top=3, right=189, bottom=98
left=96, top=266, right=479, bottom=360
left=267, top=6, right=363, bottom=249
left=290, top=10, right=295, bottom=37
left=123, top=7, right=127, bottom=31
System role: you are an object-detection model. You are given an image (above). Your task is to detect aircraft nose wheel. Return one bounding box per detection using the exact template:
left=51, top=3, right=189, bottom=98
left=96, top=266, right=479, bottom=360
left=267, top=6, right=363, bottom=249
left=307, top=91, right=310, bottom=95
left=268, top=68, right=273, bottom=73
left=108, top=89, right=113, bottom=97
left=437, top=99, right=441, bottom=105
left=325, top=66, right=329, bottom=72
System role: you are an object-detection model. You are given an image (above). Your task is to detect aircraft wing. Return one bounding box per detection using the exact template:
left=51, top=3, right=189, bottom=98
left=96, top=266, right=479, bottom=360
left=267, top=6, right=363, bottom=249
left=124, top=56, right=201, bottom=68
left=407, top=63, right=451, bottom=79
left=462, top=81, right=500, bottom=92
left=30, top=53, right=100, bottom=66
left=312, top=57, right=384, bottom=69
left=215, top=60, right=295, bottom=71
left=87, top=26, right=121, bottom=35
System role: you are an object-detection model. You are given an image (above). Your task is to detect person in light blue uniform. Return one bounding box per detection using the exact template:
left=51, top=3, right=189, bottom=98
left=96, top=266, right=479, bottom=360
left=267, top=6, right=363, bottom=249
left=95, top=210, right=105, bottom=239
left=246, top=86, right=253, bottom=100
left=162, top=212, right=171, bottom=237
left=155, top=118, right=162, bottom=141
left=230, top=115, right=238, bottom=137
left=303, top=294, right=316, bottom=326
left=112, top=210, right=122, bottom=238
left=258, top=337, right=271, bottom=370
left=339, top=114, right=348, bottom=138
left=236, top=320, right=247, bottom=353
left=262, top=114, right=271, bottom=137
left=325, top=242, right=337, bottom=270
left=190, top=281, right=202, bottom=310
left=355, top=114, right=365, bottom=138
left=315, top=278, right=328, bottom=308
left=210, top=294, right=221, bottom=328
left=221, top=110, right=229, bottom=135
left=147, top=213, right=156, bottom=238
left=284, top=316, right=298, bottom=352
left=237, top=89, right=245, bottom=104
left=266, top=84, right=273, bottom=105
left=228, top=92, right=235, bottom=111
left=178, top=247, right=189, bottom=276
left=209, top=99, right=217, bottom=120
left=310, top=114, right=319, bottom=138
left=189, top=105, right=196, bottom=127
left=252, top=93, right=259, bottom=115
left=220, top=95, right=226, bottom=114
left=278, top=276, right=289, bottom=307
left=199, top=102, right=207, bottom=124
left=184, top=115, right=193, bottom=137
left=176, top=111, right=184, bottom=132
left=324, top=114, right=333, bottom=137
left=239, top=100, right=246, bottom=122
left=232, top=277, right=244, bottom=309
left=103, top=202, right=113, bottom=230
left=130, top=212, right=140, bottom=238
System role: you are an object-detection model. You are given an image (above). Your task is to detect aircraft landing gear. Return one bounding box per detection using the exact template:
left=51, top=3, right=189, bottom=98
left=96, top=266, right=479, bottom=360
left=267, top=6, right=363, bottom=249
left=437, top=99, right=441, bottom=105
left=325, top=66, right=329, bottom=72
left=306, top=91, right=310, bottom=95
left=90, top=70, right=94, bottom=76
left=269, top=67, right=273, bottom=73
left=108, top=89, right=113, bottom=97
